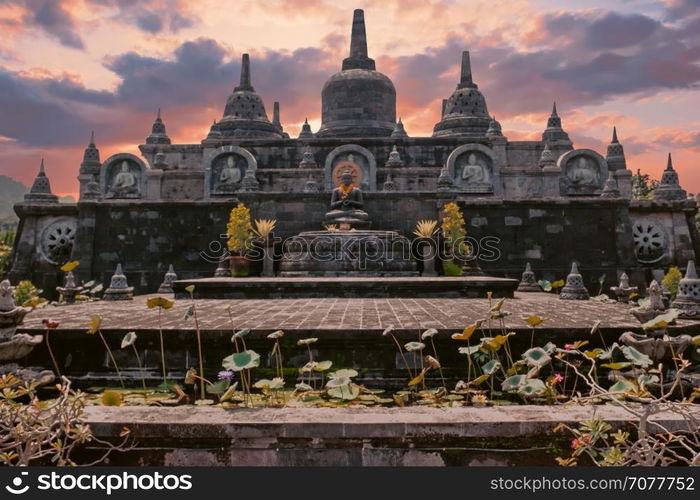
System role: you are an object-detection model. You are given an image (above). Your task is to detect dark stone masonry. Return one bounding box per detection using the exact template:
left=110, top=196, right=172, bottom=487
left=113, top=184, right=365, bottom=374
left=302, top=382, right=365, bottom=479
left=8, top=9, right=699, bottom=296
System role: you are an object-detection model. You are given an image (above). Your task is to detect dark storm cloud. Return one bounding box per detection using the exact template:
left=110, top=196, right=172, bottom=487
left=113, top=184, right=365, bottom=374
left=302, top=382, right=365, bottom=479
left=86, top=0, right=197, bottom=34
left=385, top=5, right=700, bottom=119
left=0, top=37, right=335, bottom=148
left=0, top=68, right=93, bottom=146
left=24, top=0, right=85, bottom=49
left=105, top=37, right=333, bottom=118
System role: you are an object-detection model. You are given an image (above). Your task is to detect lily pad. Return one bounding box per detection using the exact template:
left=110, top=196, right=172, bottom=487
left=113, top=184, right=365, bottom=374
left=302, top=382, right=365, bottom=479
left=314, top=360, right=333, bottom=372
left=621, top=345, right=652, bottom=368
left=421, top=328, right=438, bottom=339
left=404, top=341, right=425, bottom=352
left=502, top=374, right=527, bottom=391
left=222, top=350, right=261, bottom=371
left=219, top=382, right=239, bottom=402
left=481, top=359, right=501, bottom=375
left=522, top=347, right=550, bottom=367
left=325, top=376, right=351, bottom=388
left=517, top=378, right=547, bottom=397
left=120, top=331, right=137, bottom=349
left=458, top=345, right=480, bottom=356
left=330, top=368, right=358, bottom=379
left=267, top=330, right=284, bottom=339
left=328, top=382, right=360, bottom=400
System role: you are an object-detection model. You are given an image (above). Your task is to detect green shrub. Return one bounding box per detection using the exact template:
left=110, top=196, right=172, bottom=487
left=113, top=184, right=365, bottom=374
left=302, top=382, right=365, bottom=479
left=443, top=259, right=463, bottom=276
left=662, top=266, right=682, bottom=298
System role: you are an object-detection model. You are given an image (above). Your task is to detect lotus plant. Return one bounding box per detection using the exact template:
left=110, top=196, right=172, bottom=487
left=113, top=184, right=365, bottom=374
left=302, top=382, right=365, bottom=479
left=404, top=341, right=426, bottom=388
left=222, top=334, right=260, bottom=405
left=184, top=284, right=205, bottom=398
left=325, top=369, right=360, bottom=400
left=87, top=314, right=124, bottom=388
left=121, top=331, right=147, bottom=397
left=382, top=325, right=414, bottom=380
left=421, top=328, right=446, bottom=389
left=146, top=296, right=175, bottom=388
left=41, top=319, right=61, bottom=377
left=267, top=330, right=285, bottom=380
left=297, top=337, right=318, bottom=388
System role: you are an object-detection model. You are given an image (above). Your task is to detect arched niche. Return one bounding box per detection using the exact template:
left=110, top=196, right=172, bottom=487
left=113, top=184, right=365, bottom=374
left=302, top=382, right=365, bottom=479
left=557, top=148, right=608, bottom=196
left=100, top=153, right=148, bottom=199
left=204, top=145, right=258, bottom=198
left=445, top=143, right=497, bottom=194
left=324, top=144, right=377, bottom=192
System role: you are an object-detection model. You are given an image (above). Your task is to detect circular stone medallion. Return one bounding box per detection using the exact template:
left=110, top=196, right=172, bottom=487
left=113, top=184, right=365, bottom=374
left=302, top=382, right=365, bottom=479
left=40, top=219, right=77, bottom=265
left=632, top=218, right=667, bottom=264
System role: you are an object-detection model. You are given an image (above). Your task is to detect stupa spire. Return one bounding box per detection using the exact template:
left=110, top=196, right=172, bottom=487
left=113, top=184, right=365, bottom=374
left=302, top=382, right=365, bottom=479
left=653, top=152, right=686, bottom=200
left=25, top=158, right=58, bottom=203
left=342, top=9, right=375, bottom=70
left=457, top=51, right=477, bottom=89
left=146, top=108, right=171, bottom=144
left=542, top=101, right=570, bottom=143
left=81, top=130, right=100, bottom=167
left=606, top=126, right=626, bottom=171
left=235, top=53, right=254, bottom=92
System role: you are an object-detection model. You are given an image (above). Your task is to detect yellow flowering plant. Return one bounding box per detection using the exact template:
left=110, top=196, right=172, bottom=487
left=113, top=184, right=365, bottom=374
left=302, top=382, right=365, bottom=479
left=227, top=204, right=253, bottom=256
left=441, top=202, right=469, bottom=255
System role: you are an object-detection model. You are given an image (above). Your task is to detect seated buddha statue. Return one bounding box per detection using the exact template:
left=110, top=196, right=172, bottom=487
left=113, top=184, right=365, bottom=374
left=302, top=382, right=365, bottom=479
left=324, top=170, right=370, bottom=228
left=107, top=161, right=139, bottom=198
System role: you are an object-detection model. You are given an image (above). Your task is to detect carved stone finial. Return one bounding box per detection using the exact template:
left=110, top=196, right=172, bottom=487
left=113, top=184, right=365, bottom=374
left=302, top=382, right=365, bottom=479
left=560, top=262, right=590, bottom=300
left=385, top=145, right=404, bottom=167
left=103, top=264, right=134, bottom=301
left=672, top=260, right=700, bottom=318
left=157, top=264, right=178, bottom=294
left=517, top=262, right=540, bottom=292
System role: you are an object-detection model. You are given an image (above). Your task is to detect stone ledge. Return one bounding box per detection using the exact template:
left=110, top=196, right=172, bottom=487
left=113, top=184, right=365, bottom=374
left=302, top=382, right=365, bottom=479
left=82, top=405, right=700, bottom=466
left=86, top=405, right=700, bottom=438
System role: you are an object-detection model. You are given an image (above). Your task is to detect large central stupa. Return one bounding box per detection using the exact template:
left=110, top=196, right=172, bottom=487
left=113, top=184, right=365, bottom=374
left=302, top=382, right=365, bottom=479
left=316, top=9, right=397, bottom=137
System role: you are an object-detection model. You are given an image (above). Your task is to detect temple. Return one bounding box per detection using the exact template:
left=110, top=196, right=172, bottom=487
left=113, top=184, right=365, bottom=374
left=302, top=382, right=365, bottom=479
left=9, top=9, right=699, bottom=295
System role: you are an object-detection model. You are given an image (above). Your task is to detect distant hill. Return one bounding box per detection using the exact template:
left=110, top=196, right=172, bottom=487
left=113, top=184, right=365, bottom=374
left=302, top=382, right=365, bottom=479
left=0, top=175, right=27, bottom=225
left=0, top=176, right=75, bottom=226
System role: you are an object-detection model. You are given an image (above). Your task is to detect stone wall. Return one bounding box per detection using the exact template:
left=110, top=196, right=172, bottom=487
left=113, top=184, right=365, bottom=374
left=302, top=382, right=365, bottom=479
left=64, top=194, right=639, bottom=294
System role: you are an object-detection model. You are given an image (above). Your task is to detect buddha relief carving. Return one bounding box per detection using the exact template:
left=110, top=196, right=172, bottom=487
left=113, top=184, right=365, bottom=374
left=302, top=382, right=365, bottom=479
left=106, top=160, right=140, bottom=199
left=461, top=153, right=490, bottom=184
left=568, top=156, right=599, bottom=186
left=213, top=154, right=245, bottom=193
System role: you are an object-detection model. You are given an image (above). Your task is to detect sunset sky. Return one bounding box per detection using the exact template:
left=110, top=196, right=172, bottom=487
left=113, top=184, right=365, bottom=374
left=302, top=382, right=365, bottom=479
left=0, top=0, right=699, bottom=196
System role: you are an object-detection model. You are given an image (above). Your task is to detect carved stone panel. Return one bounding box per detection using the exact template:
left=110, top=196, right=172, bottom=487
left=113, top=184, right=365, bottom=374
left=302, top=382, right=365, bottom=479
left=204, top=145, right=258, bottom=198
left=558, top=149, right=608, bottom=196
left=100, top=154, right=147, bottom=199
left=445, top=144, right=497, bottom=194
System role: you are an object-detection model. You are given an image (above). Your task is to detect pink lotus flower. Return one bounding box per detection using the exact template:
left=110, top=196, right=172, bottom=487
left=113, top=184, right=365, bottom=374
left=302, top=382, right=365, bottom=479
left=554, top=373, right=564, bottom=384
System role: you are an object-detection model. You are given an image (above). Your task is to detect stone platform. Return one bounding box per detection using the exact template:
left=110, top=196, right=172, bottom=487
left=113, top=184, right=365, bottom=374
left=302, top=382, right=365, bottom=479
left=172, top=276, right=519, bottom=299
left=82, top=405, right=699, bottom=466
left=16, top=293, right=700, bottom=388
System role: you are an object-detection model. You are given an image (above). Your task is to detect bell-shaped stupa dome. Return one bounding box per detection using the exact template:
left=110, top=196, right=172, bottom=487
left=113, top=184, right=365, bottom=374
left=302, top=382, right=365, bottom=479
left=219, top=54, right=283, bottom=139
left=316, top=9, right=396, bottom=138
left=432, top=51, right=491, bottom=137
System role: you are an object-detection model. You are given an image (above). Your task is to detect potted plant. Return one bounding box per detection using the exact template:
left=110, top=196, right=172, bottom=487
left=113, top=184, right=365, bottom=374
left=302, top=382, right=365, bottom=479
left=253, top=218, right=277, bottom=277
left=440, top=202, right=472, bottom=276
left=227, top=203, right=253, bottom=277
left=413, top=220, right=438, bottom=277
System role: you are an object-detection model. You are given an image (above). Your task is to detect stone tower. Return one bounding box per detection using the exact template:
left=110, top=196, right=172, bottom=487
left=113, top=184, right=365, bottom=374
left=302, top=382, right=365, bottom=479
left=78, top=131, right=101, bottom=198
left=218, top=54, right=283, bottom=139
left=432, top=51, right=491, bottom=137
left=654, top=153, right=687, bottom=200
left=316, top=9, right=396, bottom=137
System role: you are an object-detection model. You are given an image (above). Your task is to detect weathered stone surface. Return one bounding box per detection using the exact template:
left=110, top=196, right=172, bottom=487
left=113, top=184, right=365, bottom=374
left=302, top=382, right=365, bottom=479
left=82, top=405, right=700, bottom=466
